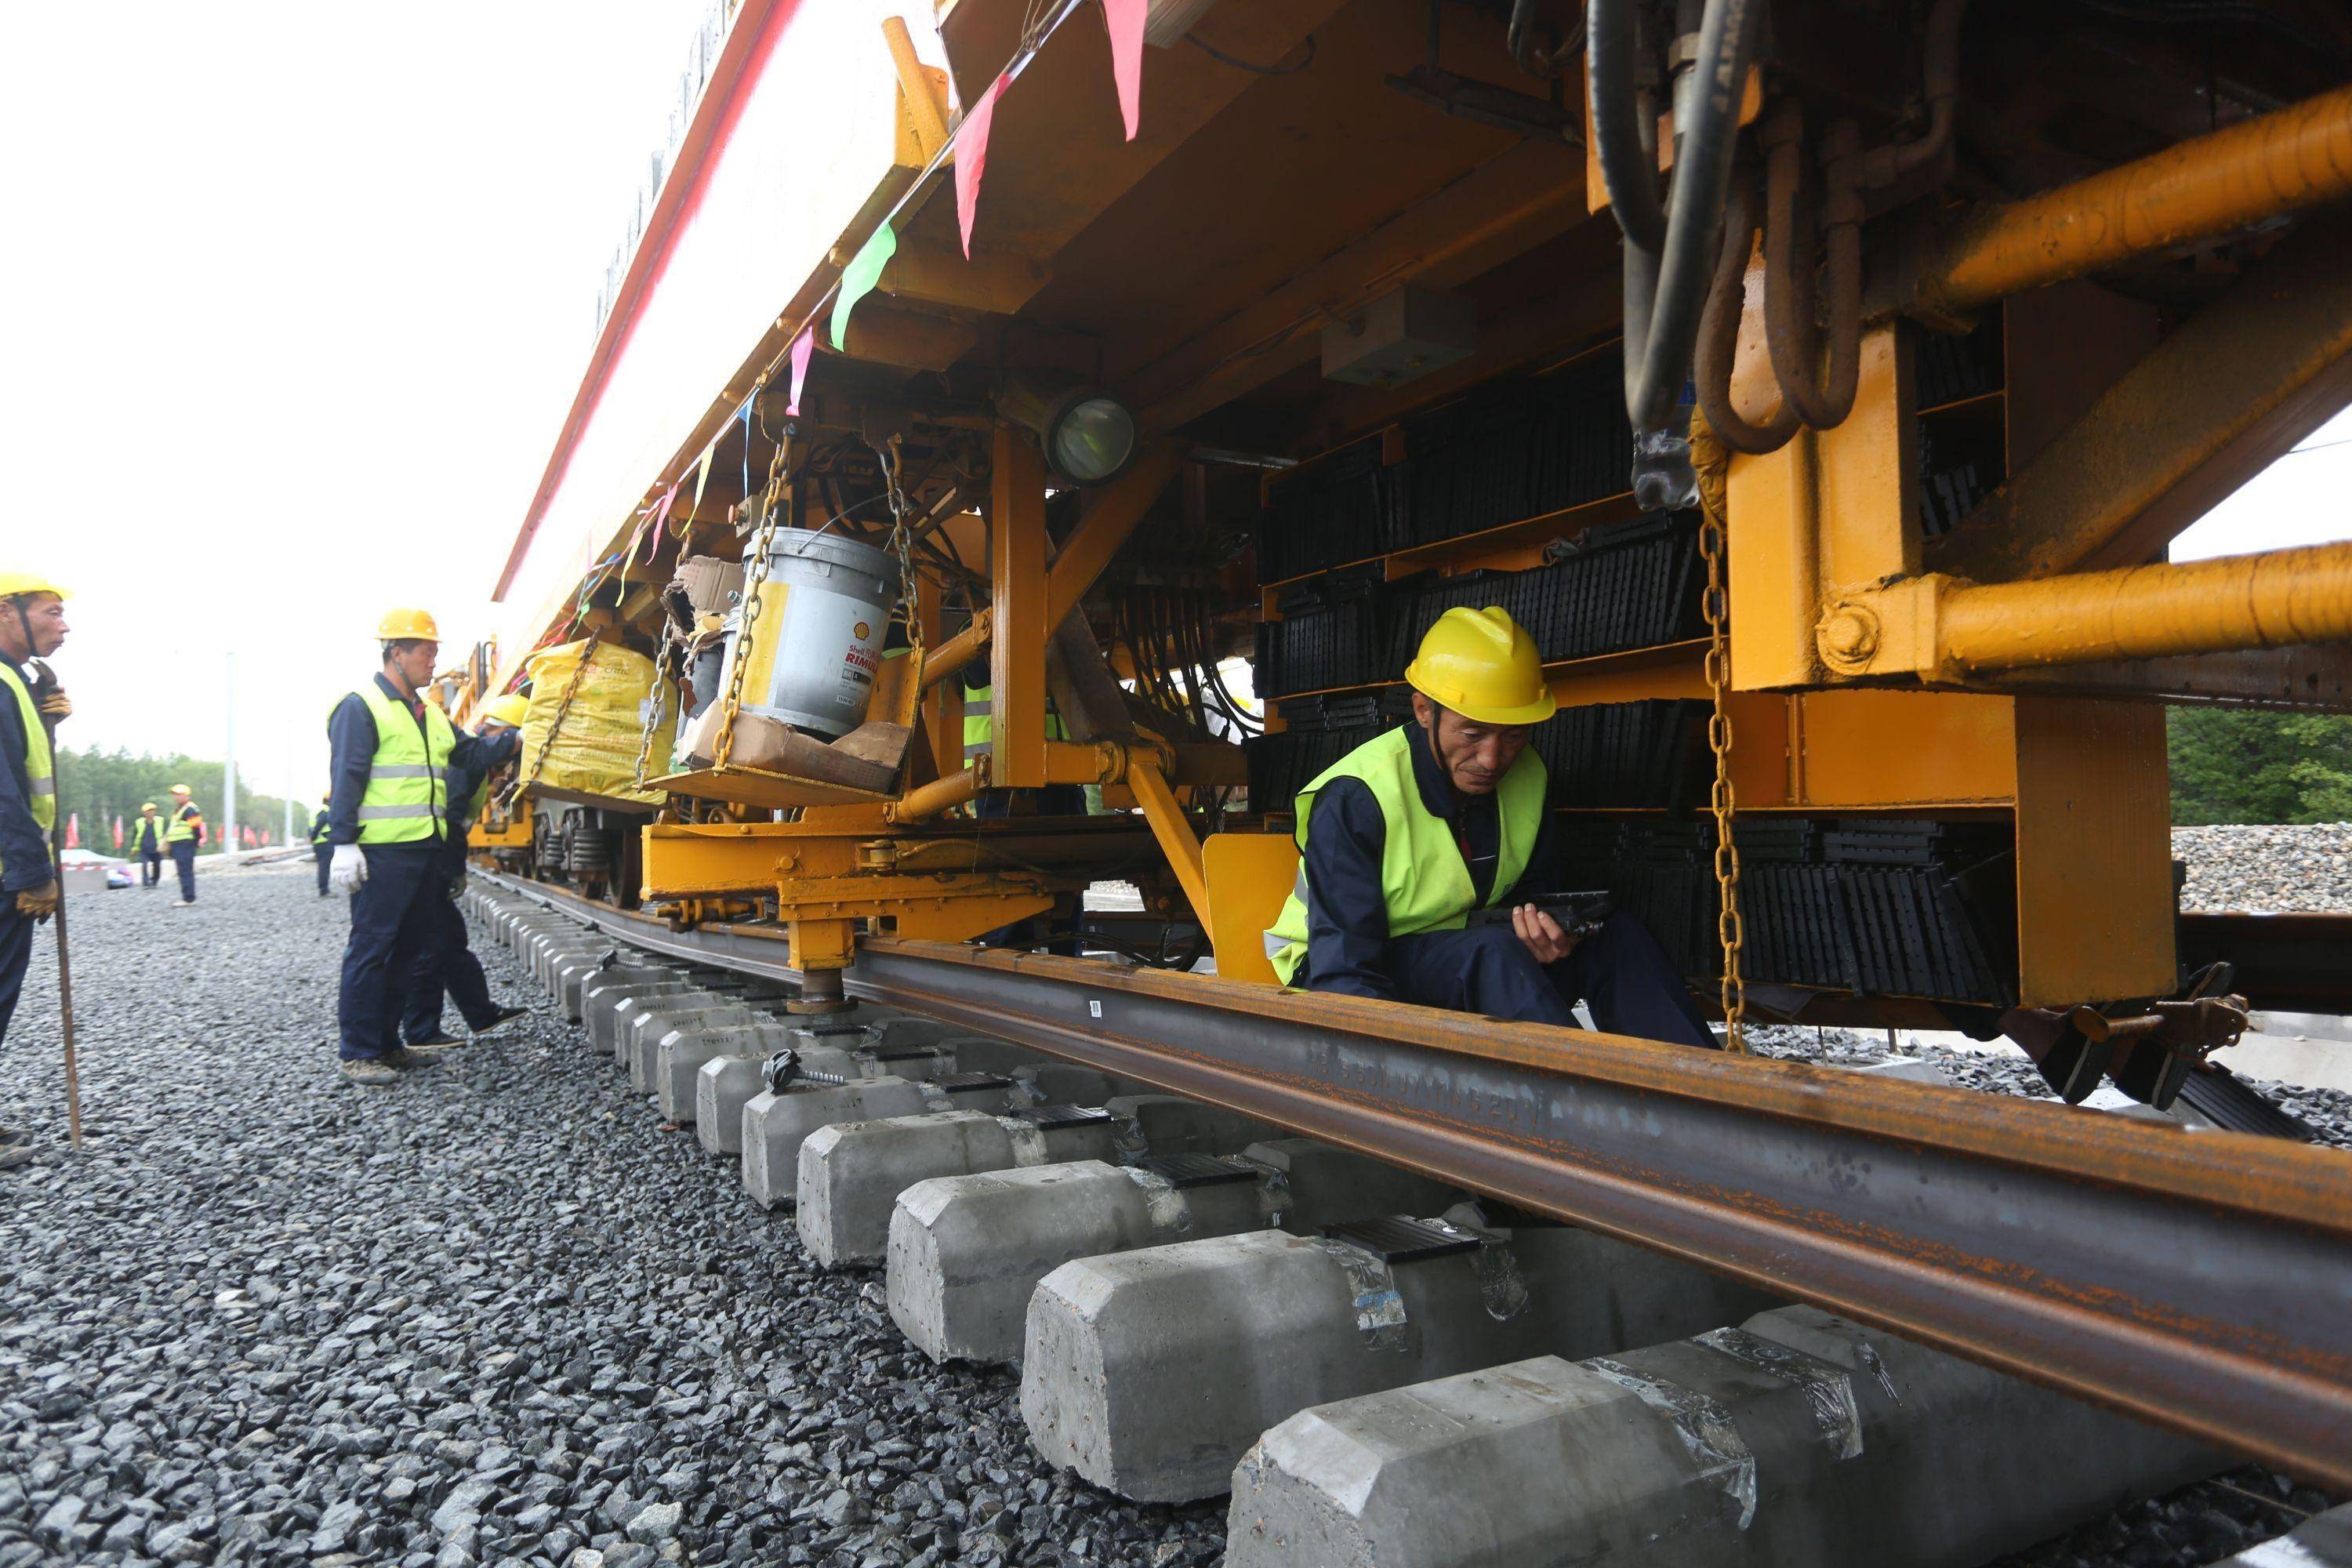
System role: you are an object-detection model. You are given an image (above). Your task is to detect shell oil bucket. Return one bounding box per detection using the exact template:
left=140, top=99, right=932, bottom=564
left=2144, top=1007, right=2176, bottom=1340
left=720, top=528, right=902, bottom=741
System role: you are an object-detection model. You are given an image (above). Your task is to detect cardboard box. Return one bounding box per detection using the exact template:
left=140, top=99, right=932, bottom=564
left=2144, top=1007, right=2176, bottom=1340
left=674, top=556, right=747, bottom=615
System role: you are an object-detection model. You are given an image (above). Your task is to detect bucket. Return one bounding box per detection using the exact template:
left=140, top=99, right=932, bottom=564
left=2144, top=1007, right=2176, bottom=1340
left=720, top=528, right=902, bottom=741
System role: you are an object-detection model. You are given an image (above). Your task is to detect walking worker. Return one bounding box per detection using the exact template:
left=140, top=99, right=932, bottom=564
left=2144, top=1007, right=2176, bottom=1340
left=310, top=794, right=332, bottom=897
left=1263, top=606, right=1713, bottom=1048
left=324, top=609, right=519, bottom=1087
left=129, top=802, right=166, bottom=889
left=397, top=693, right=528, bottom=1050
left=0, top=572, right=69, bottom=1167
left=163, top=784, right=205, bottom=906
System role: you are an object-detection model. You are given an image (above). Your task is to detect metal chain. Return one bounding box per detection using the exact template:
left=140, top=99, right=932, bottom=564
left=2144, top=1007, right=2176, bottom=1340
left=715, top=425, right=793, bottom=771
left=501, top=637, right=597, bottom=815
left=876, top=435, right=925, bottom=655
left=633, top=618, right=679, bottom=790
left=1698, top=510, right=1748, bottom=1053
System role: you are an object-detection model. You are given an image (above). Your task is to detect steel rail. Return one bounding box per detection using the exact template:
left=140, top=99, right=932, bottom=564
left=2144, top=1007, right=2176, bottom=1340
left=477, top=871, right=2352, bottom=1487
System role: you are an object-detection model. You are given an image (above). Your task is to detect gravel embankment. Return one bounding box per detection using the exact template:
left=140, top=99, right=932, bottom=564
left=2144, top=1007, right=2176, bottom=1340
left=0, top=862, right=1222, bottom=1567
left=1, top=862, right=2342, bottom=1567
left=2174, top=823, right=2352, bottom=913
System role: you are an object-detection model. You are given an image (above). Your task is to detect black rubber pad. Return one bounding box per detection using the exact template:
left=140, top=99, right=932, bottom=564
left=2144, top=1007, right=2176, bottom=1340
left=931, top=1072, right=1014, bottom=1092
left=1134, top=1153, right=1257, bottom=1189
left=1323, top=1215, right=1479, bottom=1264
left=1006, top=1104, right=1116, bottom=1132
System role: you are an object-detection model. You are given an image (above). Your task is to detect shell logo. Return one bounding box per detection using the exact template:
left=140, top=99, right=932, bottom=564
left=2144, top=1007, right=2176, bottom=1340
left=853, top=621, right=871, bottom=640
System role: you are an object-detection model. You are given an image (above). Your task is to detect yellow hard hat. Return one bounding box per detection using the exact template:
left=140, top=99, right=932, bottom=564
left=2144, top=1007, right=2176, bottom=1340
left=481, top=693, right=530, bottom=729
left=0, top=572, right=70, bottom=599
left=169, top=783, right=192, bottom=795
left=1404, top=607, right=1557, bottom=726
left=142, top=801, right=157, bottom=811
left=377, top=607, right=441, bottom=641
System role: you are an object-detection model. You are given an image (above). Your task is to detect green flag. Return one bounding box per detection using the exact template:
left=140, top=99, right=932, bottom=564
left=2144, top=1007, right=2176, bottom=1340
left=830, top=224, right=897, bottom=351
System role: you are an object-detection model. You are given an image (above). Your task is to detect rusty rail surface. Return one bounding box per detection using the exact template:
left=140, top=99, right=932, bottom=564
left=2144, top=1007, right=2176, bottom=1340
left=480, top=872, right=2352, bottom=1487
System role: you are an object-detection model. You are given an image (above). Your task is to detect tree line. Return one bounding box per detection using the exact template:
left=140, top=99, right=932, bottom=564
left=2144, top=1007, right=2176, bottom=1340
left=51, top=746, right=310, bottom=853
left=2168, top=709, right=2352, bottom=826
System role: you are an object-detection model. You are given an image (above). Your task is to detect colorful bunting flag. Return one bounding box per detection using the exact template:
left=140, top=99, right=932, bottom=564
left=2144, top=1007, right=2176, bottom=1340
left=112, top=816, right=122, bottom=849
left=66, top=813, right=78, bottom=850
left=1102, top=0, right=1147, bottom=140
left=956, top=74, right=1009, bottom=259
left=691, top=441, right=714, bottom=517
left=829, top=223, right=897, bottom=351
left=786, top=326, right=816, bottom=416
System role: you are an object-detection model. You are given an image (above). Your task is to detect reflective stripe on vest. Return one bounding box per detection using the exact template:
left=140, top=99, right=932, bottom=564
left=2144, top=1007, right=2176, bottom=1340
left=961, top=682, right=1067, bottom=760
left=354, top=682, right=456, bottom=845
left=132, top=816, right=165, bottom=851
left=165, top=803, right=201, bottom=843
left=1262, top=725, right=1547, bottom=986
left=0, top=659, right=53, bottom=884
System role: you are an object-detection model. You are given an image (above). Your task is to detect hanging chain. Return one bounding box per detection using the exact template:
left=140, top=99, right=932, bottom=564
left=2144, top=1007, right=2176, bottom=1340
left=876, top=435, right=925, bottom=656
left=500, top=636, right=597, bottom=815
left=633, top=618, right=678, bottom=791
left=715, top=423, right=793, bottom=772
left=1698, top=510, right=1748, bottom=1053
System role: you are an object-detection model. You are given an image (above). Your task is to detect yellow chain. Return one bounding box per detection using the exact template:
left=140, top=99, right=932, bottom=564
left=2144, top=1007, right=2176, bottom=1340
left=877, top=435, right=924, bottom=656
left=1698, top=510, right=1748, bottom=1053
left=715, top=425, right=793, bottom=771
left=501, top=637, right=596, bottom=815
left=633, top=619, right=677, bottom=790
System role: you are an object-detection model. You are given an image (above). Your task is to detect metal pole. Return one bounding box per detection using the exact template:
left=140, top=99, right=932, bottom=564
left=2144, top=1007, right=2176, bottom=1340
left=223, top=651, right=237, bottom=855
left=282, top=724, right=294, bottom=848
left=27, top=662, right=82, bottom=1149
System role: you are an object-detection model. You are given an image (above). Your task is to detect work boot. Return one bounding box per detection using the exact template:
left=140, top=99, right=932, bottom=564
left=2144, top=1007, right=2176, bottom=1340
left=406, top=1030, right=465, bottom=1050
left=379, top=1047, right=440, bottom=1072
left=469, top=1005, right=530, bottom=1038
left=339, top=1058, right=401, bottom=1087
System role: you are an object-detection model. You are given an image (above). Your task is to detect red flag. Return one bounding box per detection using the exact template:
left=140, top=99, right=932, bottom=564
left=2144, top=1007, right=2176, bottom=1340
left=112, top=816, right=123, bottom=848
left=1102, top=0, right=1147, bottom=140
left=786, top=326, right=815, bottom=416
left=956, top=73, right=1008, bottom=258
left=66, top=813, right=79, bottom=849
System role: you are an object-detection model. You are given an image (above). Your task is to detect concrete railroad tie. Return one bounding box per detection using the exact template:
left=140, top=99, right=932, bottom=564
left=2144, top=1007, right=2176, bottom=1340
left=797, top=1097, right=1276, bottom=1269
left=1018, top=1214, right=1783, bottom=1504
left=1224, top=1303, right=2222, bottom=1568
left=887, top=1137, right=1467, bottom=1367
left=739, top=1072, right=1040, bottom=1210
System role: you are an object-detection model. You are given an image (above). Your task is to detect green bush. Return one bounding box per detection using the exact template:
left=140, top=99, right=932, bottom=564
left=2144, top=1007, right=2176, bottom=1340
left=2168, top=708, right=2352, bottom=825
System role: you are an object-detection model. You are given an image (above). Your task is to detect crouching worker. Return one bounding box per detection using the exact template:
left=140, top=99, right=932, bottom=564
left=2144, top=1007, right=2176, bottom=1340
left=1264, top=607, right=1714, bottom=1048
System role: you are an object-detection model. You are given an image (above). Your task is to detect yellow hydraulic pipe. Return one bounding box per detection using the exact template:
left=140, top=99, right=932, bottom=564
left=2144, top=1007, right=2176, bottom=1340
left=1940, top=541, right=2352, bottom=671
left=1921, top=84, right=2352, bottom=315
left=887, top=765, right=984, bottom=824
left=917, top=611, right=990, bottom=693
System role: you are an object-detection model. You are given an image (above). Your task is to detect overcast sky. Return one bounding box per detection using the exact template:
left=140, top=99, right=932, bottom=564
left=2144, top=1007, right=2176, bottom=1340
left=1, top=2, right=2344, bottom=814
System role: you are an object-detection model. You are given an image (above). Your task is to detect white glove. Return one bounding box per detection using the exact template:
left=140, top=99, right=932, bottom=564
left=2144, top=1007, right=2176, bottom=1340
left=329, top=844, right=368, bottom=895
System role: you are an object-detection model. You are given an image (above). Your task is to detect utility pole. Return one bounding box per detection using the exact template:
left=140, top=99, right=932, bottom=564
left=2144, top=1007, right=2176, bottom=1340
left=223, top=651, right=238, bottom=856
left=282, top=724, right=295, bottom=848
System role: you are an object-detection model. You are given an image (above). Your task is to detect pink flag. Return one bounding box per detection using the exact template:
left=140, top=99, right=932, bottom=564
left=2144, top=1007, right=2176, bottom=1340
left=786, top=326, right=815, bottom=416
left=112, top=816, right=123, bottom=848
left=66, top=813, right=78, bottom=849
left=956, top=73, right=1008, bottom=258
left=1102, top=0, right=1147, bottom=140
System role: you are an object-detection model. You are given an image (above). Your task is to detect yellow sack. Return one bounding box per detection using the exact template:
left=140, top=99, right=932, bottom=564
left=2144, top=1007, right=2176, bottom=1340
left=518, top=639, right=677, bottom=806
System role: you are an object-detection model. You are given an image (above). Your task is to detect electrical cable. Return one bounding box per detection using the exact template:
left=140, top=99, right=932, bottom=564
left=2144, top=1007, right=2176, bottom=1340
left=1185, top=31, right=1317, bottom=74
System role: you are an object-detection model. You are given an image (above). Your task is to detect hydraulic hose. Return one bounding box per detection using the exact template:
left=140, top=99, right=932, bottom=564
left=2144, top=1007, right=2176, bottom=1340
left=1596, top=0, right=1771, bottom=436
left=1587, top=0, right=1668, bottom=254
left=1765, top=115, right=1863, bottom=430
left=1696, top=158, right=1803, bottom=454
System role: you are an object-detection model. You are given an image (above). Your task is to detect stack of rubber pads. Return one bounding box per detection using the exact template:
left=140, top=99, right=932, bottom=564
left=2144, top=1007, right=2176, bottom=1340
left=1527, top=700, right=1711, bottom=810
left=1392, top=512, right=1705, bottom=670
left=1256, top=566, right=1390, bottom=696
left=1256, top=437, right=1403, bottom=583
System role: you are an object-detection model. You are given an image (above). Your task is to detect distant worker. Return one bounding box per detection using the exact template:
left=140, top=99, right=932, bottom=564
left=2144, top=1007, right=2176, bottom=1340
left=1264, top=607, right=1714, bottom=1048
left=129, top=802, right=166, bottom=890
left=324, top=610, right=520, bottom=1087
left=397, top=693, right=529, bottom=1050
left=163, top=783, right=205, bottom=906
left=310, top=794, right=332, bottom=897
left=962, top=660, right=1080, bottom=816
left=0, top=572, right=69, bottom=1167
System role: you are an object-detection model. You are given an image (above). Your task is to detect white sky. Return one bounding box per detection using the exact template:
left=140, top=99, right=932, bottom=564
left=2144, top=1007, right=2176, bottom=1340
left=0, top=2, right=2344, bottom=810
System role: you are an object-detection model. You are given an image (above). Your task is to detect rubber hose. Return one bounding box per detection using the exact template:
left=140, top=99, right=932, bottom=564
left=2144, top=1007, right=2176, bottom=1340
left=1696, top=162, right=1802, bottom=454
left=1587, top=0, right=1668, bottom=254
left=1764, top=118, right=1863, bottom=429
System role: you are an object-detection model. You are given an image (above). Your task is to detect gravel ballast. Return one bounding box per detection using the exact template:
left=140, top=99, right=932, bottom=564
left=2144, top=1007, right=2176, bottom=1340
left=2175, top=823, right=2352, bottom=913
left=0, top=858, right=2341, bottom=1567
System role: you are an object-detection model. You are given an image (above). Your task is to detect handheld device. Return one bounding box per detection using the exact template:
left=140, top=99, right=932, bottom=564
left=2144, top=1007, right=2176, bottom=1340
left=1464, top=889, right=1613, bottom=933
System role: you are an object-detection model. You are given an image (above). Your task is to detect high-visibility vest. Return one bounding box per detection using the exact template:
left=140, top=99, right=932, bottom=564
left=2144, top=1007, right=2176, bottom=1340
left=960, top=681, right=1067, bottom=762
left=353, top=682, right=456, bottom=845
left=165, top=802, right=202, bottom=844
left=130, top=815, right=165, bottom=852
left=310, top=808, right=332, bottom=845
left=0, top=659, right=54, bottom=885
left=1262, top=724, right=1547, bottom=985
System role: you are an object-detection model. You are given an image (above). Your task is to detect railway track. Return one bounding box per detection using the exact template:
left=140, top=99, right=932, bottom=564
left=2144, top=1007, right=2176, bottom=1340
left=470, top=869, right=2352, bottom=1514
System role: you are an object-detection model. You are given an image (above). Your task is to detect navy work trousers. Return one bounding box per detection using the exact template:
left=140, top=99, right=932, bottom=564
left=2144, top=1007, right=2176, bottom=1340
left=337, top=843, right=445, bottom=1061
left=314, top=844, right=332, bottom=895
left=0, top=904, right=31, bottom=1049
left=1383, top=913, right=1715, bottom=1049
left=170, top=842, right=198, bottom=902
left=401, top=884, right=496, bottom=1043
left=140, top=851, right=162, bottom=888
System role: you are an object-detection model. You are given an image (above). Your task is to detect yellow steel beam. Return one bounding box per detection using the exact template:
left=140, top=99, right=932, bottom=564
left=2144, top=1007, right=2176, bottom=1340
left=990, top=426, right=1050, bottom=788
left=919, top=608, right=990, bottom=694
left=1125, top=750, right=1209, bottom=920
left=878, top=237, right=1051, bottom=317
left=1820, top=541, right=2352, bottom=679
left=1043, top=442, right=1181, bottom=630
left=1929, top=213, right=2352, bottom=583
left=1914, top=83, right=2352, bottom=318
left=882, top=16, right=950, bottom=161
left=832, top=303, right=982, bottom=372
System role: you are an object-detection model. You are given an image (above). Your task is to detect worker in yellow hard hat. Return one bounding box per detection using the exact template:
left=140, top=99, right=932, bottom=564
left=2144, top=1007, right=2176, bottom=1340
left=0, top=573, right=68, bottom=1127
left=322, top=608, right=521, bottom=1086
left=394, top=691, right=530, bottom=1052
left=129, top=801, right=167, bottom=889
left=162, top=783, right=205, bottom=905
left=1264, top=606, right=1711, bottom=1046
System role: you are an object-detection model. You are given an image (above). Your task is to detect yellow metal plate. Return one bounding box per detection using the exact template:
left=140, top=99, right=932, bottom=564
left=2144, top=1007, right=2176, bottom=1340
left=642, top=764, right=895, bottom=811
